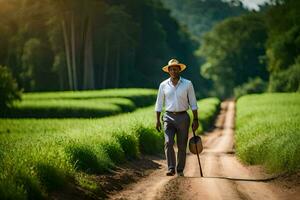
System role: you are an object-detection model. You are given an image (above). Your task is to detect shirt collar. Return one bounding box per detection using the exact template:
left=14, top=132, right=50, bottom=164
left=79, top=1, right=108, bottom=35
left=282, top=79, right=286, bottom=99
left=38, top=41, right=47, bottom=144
left=168, top=77, right=182, bottom=86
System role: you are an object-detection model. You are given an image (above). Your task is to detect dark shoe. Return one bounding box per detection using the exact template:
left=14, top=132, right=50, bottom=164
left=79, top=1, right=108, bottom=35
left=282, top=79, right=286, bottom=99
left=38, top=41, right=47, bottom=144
left=166, top=169, right=175, bottom=176
left=177, top=171, right=184, bottom=177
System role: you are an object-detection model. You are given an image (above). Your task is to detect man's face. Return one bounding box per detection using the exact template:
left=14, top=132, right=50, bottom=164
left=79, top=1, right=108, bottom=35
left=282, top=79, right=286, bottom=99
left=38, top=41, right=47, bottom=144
left=168, top=65, right=181, bottom=79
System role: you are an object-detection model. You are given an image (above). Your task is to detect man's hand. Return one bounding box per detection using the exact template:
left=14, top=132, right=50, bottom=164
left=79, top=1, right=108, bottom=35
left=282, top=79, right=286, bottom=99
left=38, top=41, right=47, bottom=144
left=192, top=119, right=199, bottom=132
left=156, top=120, right=162, bottom=132
left=156, top=112, right=162, bottom=132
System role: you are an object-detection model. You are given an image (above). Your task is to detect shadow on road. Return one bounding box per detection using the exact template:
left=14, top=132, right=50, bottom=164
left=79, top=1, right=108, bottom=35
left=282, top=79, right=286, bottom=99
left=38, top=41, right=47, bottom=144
left=181, top=175, right=281, bottom=182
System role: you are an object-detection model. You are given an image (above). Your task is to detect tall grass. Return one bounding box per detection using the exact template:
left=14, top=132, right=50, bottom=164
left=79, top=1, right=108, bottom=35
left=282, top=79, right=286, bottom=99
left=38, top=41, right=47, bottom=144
left=1, top=88, right=157, bottom=118
left=235, top=93, right=300, bottom=173
left=197, top=97, right=221, bottom=133
left=0, top=106, right=163, bottom=199
left=22, top=88, right=157, bottom=100
left=0, top=96, right=220, bottom=199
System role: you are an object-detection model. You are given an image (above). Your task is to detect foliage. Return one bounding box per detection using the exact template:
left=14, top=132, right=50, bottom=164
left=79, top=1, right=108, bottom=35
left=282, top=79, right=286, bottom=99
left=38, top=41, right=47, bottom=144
left=236, top=93, right=300, bottom=173
left=164, top=0, right=299, bottom=97
left=265, top=0, right=300, bottom=92
left=268, top=58, right=300, bottom=92
left=198, top=13, right=268, bottom=98
left=160, top=0, right=248, bottom=96
left=21, top=38, right=55, bottom=91
left=0, top=0, right=203, bottom=93
left=0, top=66, right=22, bottom=109
left=234, top=77, right=267, bottom=98
left=160, top=0, right=246, bottom=40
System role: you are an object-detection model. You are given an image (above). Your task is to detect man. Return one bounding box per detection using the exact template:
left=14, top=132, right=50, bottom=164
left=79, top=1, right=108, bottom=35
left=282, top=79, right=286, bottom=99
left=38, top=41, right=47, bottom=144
left=155, top=58, right=199, bottom=177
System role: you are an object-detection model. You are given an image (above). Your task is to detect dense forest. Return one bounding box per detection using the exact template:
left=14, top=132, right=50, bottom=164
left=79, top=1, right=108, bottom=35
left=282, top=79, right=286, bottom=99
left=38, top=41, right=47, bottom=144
left=198, top=0, right=300, bottom=97
left=0, top=0, right=202, bottom=92
left=162, top=0, right=300, bottom=97
left=0, top=0, right=299, bottom=99
left=0, top=0, right=248, bottom=96
left=160, top=0, right=246, bottom=40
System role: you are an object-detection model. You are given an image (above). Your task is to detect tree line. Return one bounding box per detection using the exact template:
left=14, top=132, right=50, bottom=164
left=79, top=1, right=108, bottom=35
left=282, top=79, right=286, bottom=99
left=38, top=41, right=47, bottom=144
left=197, top=0, right=300, bottom=97
left=161, top=0, right=299, bottom=98
left=0, top=0, right=208, bottom=93
left=2, top=0, right=297, bottom=99
left=160, top=0, right=246, bottom=41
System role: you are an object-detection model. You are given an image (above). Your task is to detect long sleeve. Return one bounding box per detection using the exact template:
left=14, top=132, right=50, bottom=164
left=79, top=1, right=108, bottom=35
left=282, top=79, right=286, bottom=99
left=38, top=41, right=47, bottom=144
left=155, top=83, right=164, bottom=112
left=187, top=82, right=198, bottom=110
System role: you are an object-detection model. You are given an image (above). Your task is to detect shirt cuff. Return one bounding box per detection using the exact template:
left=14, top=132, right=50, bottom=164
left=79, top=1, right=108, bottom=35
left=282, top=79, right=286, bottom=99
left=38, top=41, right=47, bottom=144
left=190, top=105, right=198, bottom=110
left=155, top=105, right=162, bottom=112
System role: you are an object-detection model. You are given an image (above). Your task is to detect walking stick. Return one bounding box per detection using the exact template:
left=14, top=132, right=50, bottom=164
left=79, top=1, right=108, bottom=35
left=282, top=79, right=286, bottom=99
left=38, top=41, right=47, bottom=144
left=193, top=130, right=203, bottom=177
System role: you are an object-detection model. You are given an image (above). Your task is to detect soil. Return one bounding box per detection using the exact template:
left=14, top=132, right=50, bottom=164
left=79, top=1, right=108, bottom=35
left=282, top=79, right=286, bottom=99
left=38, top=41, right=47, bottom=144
left=51, top=156, right=163, bottom=200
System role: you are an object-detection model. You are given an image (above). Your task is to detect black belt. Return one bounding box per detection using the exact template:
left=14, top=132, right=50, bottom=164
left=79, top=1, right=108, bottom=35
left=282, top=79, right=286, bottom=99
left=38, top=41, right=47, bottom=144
left=166, top=111, right=187, bottom=114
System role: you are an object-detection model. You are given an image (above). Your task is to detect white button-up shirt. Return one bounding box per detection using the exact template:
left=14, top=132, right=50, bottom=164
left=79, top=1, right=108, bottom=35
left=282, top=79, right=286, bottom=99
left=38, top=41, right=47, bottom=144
left=155, top=77, right=198, bottom=112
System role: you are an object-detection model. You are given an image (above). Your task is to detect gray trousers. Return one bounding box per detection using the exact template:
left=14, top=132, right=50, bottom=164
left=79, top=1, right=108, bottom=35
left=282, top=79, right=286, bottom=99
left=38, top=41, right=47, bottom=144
left=163, top=112, right=190, bottom=172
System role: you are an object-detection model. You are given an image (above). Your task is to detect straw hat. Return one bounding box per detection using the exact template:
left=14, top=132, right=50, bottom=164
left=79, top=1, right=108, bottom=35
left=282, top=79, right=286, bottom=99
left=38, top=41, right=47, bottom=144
left=162, top=59, right=186, bottom=72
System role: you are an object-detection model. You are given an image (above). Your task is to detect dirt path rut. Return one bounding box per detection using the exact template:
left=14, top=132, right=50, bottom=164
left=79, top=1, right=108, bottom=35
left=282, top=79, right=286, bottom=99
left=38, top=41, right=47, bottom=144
left=109, top=101, right=299, bottom=200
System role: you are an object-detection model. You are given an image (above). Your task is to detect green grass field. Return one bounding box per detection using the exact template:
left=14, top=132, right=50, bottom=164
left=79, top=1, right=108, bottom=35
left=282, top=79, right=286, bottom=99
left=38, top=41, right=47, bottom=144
left=1, top=88, right=157, bottom=118
left=0, top=89, right=220, bottom=200
left=0, top=106, right=163, bottom=199
left=197, top=97, right=221, bottom=133
left=235, top=93, right=300, bottom=173
left=22, top=88, right=157, bottom=100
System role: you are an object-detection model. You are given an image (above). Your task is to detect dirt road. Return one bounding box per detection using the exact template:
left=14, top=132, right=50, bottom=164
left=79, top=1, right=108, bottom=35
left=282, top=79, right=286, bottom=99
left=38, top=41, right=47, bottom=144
left=109, top=101, right=299, bottom=200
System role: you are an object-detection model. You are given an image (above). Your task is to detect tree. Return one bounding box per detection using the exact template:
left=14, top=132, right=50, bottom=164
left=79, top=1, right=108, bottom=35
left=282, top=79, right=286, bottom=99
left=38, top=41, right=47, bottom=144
left=98, top=5, right=139, bottom=88
left=0, top=66, right=22, bottom=109
left=21, top=37, right=55, bottom=91
left=0, top=0, right=57, bottom=91
left=0, top=0, right=205, bottom=93
left=265, top=0, right=300, bottom=92
left=198, top=13, right=268, bottom=98
left=160, top=0, right=246, bottom=40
